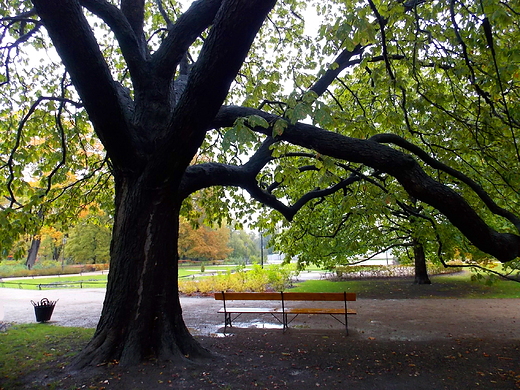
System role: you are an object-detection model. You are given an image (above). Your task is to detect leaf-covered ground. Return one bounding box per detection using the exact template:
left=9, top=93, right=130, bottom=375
left=18, top=330, right=520, bottom=389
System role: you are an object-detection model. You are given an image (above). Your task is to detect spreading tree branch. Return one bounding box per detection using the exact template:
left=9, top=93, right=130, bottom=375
left=211, top=105, right=520, bottom=262
left=32, top=0, right=143, bottom=170
left=157, top=0, right=277, bottom=174
left=309, top=45, right=365, bottom=97
left=151, top=0, right=222, bottom=81
left=370, top=133, right=520, bottom=232
left=121, top=0, right=145, bottom=43
left=79, top=0, right=147, bottom=80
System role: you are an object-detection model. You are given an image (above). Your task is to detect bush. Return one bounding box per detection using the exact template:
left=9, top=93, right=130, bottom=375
left=334, top=264, right=461, bottom=279
left=0, top=261, right=28, bottom=277
left=178, top=264, right=297, bottom=294
left=178, top=279, right=198, bottom=294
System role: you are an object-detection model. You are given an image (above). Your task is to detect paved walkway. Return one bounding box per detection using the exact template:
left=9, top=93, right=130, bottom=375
left=1, top=287, right=518, bottom=341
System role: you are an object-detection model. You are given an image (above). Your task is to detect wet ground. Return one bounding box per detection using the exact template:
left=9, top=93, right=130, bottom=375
left=2, top=276, right=520, bottom=389
left=1, top=286, right=518, bottom=342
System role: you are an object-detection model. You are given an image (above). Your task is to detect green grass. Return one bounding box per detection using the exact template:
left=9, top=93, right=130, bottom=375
left=291, top=271, right=520, bottom=299
left=433, top=272, right=520, bottom=298
left=178, top=264, right=239, bottom=277
left=4, top=264, right=520, bottom=298
left=0, top=324, right=94, bottom=389
left=0, top=274, right=109, bottom=290
left=0, top=264, right=245, bottom=289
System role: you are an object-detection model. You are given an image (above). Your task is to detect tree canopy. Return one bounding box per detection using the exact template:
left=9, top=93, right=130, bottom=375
left=1, top=0, right=520, bottom=367
left=263, top=0, right=520, bottom=278
left=228, top=228, right=260, bottom=262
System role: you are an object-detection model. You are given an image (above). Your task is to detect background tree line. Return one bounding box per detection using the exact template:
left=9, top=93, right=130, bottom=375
left=4, top=213, right=260, bottom=266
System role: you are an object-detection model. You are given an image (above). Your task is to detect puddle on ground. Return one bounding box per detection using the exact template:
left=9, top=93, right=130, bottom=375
left=210, top=332, right=235, bottom=338
left=208, top=322, right=284, bottom=337
left=189, top=321, right=284, bottom=337
left=229, top=321, right=284, bottom=330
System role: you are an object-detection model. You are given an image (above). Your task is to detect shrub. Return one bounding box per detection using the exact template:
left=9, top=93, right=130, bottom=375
left=334, top=264, right=461, bottom=279
left=178, top=264, right=297, bottom=294
left=178, top=279, right=198, bottom=294
left=0, top=261, right=27, bottom=277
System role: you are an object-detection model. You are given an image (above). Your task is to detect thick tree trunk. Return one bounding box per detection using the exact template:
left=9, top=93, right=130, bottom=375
left=71, top=171, right=210, bottom=368
left=25, top=237, right=40, bottom=270
left=413, top=240, right=431, bottom=285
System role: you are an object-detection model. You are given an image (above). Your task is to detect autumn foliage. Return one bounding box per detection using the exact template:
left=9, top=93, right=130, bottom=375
left=178, top=219, right=232, bottom=262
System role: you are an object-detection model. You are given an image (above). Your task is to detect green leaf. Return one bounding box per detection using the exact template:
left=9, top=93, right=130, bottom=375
left=247, top=115, right=269, bottom=129
left=222, top=128, right=237, bottom=151
left=302, top=91, right=318, bottom=104
left=290, top=102, right=311, bottom=123
left=272, top=119, right=288, bottom=137
left=314, top=104, right=334, bottom=127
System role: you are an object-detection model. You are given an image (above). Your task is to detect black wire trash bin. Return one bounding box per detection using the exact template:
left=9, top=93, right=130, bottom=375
left=31, top=298, right=58, bottom=323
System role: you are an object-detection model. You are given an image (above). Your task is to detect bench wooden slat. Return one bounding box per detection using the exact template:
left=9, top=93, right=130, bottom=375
left=286, top=308, right=357, bottom=315
left=214, top=292, right=356, bottom=301
left=282, top=292, right=356, bottom=301
left=218, top=307, right=283, bottom=314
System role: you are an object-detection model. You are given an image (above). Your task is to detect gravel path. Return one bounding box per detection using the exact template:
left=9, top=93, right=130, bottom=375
left=1, top=287, right=518, bottom=342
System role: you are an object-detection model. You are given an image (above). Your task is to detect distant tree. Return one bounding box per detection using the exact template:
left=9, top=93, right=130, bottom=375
left=38, top=226, right=66, bottom=261
left=228, top=229, right=259, bottom=262
left=66, top=217, right=111, bottom=264
left=178, top=220, right=231, bottom=261
left=25, top=237, right=40, bottom=269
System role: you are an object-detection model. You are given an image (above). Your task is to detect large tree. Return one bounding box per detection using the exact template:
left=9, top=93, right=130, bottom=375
left=2, top=0, right=520, bottom=368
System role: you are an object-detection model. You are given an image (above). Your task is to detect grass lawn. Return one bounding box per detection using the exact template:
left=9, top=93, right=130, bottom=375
left=3, top=264, right=520, bottom=298
left=179, top=264, right=240, bottom=276
left=291, top=271, right=520, bottom=299
left=0, top=274, right=109, bottom=290
left=0, top=264, right=244, bottom=289
left=0, top=324, right=94, bottom=389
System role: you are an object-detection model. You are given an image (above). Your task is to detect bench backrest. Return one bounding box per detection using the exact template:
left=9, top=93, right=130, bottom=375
left=282, top=292, right=356, bottom=301
left=214, top=292, right=356, bottom=301
left=214, top=292, right=281, bottom=301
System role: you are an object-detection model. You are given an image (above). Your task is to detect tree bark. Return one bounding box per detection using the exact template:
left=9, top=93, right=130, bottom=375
left=25, top=237, right=40, bottom=270
left=71, top=170, right=210, bottom=368
left=412, top=239, right=431, bottom=285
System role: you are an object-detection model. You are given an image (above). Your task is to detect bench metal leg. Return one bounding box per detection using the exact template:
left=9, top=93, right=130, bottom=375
left=345, top=311, right=348, bottom=335
left=224, top=312, right=232, bottom=328
left=282, top=313, right=288, bottom=332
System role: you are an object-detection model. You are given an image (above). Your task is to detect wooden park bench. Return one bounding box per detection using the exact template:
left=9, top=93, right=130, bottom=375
left=214, top=291, right=356, bottom=334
